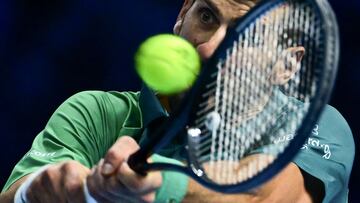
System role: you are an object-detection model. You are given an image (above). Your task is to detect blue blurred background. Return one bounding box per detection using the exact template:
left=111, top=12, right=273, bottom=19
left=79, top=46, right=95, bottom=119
left=0, top=0, right=358, bottom=201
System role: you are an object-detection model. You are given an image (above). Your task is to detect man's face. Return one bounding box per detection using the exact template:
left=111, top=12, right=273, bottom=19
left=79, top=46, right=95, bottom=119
left=169, top=0, right=305, bottom=114
left=174, top=0, right=258, bottom=60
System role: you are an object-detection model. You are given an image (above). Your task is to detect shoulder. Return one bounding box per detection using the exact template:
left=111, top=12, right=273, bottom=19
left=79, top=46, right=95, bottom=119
left=66, top=90, right=140, bottom=106
left=293, top=104, right=355, bottom=203
left=63, top=90, right=140, bottom=113
left=317, top=105, right=354, bottom=148
left=54, top=90, right=143, bottom=129
left=299, top=104, right=355, bottom=165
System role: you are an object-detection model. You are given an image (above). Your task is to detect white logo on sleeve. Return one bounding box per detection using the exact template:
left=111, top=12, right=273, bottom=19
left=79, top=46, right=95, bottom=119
left=301, top=137, right=331, bottom=159
left=273, top=124, right=332, bottom=159
left=301, top=124, right=332, bottom=159
left=26, top=150, right=56, bottom=158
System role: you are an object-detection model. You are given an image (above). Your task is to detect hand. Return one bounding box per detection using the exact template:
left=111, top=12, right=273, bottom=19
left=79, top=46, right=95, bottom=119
left=25, top=161, right=91, bottom=203
left=86, top=136, right=162, bottom=203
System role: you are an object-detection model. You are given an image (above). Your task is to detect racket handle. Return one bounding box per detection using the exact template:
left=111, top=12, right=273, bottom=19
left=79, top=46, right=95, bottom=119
left=128, top=117, right=169, bottom=176
left=128, top=150, right=149, bottom=176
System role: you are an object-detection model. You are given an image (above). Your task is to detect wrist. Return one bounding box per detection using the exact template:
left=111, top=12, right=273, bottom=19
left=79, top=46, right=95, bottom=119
left=83, top=178, right=98, bottom=203
left=14, top=165, right=51, bottom=203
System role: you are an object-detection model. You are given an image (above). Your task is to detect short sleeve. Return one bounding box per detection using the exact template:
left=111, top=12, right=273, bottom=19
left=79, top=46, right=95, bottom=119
left=247, top=105, right=355, bottom=202
left=293, top=105, right=355, bottom=203
left=2, top=91, right=142, bottom=192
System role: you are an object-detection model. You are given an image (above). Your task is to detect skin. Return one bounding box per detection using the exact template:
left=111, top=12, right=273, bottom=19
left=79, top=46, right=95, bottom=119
left=0, top=136, right=161, bottom=203
left=0, top=0, right=323, bottom=203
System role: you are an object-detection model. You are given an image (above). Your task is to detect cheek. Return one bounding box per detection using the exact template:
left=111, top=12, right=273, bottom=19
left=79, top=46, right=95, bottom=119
left=179, top=24, right=218, bottom=60
left=179, top=16, right=215, bottom=46
left=179, top=21, right=200, bottom=45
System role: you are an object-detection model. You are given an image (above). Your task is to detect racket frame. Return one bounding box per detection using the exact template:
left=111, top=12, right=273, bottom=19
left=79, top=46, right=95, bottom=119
left=128, top=0, right=339, bottom=193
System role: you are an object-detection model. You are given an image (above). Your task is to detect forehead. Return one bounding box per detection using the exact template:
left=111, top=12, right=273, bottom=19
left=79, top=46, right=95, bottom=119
left=204, top=0, right=259, bottom=20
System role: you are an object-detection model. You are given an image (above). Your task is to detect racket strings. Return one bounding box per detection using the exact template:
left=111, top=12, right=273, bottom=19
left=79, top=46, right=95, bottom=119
left=189, top=1, right=322, bottom=185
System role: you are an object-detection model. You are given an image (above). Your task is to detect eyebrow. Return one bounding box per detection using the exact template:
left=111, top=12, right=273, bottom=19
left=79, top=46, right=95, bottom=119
left=201, top=0, right=222, bottom=19
left=201, top=0, right=250, bottom=27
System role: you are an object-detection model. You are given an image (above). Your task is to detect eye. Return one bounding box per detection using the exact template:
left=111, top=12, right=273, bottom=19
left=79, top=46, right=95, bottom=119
left=199, top=8, right=216, bottom=25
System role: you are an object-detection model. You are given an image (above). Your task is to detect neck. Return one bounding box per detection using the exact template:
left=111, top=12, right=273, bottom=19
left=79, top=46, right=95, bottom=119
left=235, top=88, right=274, bottom=124
left=157, top=92, right=186, bottom=114
left=157, top=95, right=171, bottom=113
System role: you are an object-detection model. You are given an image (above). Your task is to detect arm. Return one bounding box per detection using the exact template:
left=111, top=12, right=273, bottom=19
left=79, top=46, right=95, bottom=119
left=183, top=154, right=315, bottom=203
left=0, top=175, right=29, bottom=203
left=0, top=161, right=91, bottom=203
left=0, top=91, right=148, bottom=202
left=0, top=137, right=161, bottom=203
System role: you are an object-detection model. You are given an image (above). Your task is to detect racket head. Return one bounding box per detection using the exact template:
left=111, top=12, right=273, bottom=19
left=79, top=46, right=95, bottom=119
left=135, top=0, right=339, bottom=193
left=183, top=0, right=340, bottom=193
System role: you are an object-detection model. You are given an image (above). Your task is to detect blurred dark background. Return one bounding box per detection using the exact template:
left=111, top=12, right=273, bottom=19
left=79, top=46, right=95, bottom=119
left=0, top=0, right=358, bottom=202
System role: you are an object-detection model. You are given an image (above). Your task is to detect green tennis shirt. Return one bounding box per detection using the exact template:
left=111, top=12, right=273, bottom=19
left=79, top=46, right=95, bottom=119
left=2, top=87, right=355, bottom=203
left=252, top=89, right=355, bottom=203
left=292, top=104, right=355, bottom=203
left=2, top=87, right=188, bottom=203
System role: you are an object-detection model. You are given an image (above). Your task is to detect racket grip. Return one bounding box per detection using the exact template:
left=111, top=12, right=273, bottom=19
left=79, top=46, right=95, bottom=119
left=128, top=117, right=169, bottom=176
left=128, top=150, right=148, bottom=176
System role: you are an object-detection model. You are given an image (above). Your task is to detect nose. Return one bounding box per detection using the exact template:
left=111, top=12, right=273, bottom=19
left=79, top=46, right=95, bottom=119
left=196, top=25, right=227, bottom=60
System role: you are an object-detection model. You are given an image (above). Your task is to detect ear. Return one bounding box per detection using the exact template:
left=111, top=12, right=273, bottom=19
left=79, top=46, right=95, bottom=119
left=270, top=46, right=305, bottom=85
left=173, top=0, right=194, bottom=34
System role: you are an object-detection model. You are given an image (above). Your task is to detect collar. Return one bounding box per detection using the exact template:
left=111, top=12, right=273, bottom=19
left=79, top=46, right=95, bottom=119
left=138, top=86, right=184, bottom=158
left=255, top=87, right=290, bottom=123
left=139, top=85, right=168, bottom=128
left=237, top=87, right=290, bottom=134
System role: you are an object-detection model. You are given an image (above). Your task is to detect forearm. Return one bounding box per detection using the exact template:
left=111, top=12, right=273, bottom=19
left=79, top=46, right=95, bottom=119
left=0, top=175, right=30, bottom=203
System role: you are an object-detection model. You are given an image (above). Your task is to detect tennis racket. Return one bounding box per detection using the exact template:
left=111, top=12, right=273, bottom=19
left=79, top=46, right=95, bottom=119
left=128, top=0, right=339, bottom=193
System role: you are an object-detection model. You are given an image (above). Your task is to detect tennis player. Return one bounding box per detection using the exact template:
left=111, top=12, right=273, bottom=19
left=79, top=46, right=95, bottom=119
left=0, top=0, right=354, bottom=202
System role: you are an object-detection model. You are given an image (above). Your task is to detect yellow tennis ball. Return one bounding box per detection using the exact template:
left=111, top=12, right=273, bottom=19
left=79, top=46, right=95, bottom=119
left=135, top=34, right=201, bottom=95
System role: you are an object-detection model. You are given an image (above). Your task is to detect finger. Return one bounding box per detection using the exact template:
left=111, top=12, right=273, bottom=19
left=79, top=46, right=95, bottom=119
left=102, top=136, right=140, bottom=176
left=88, top=159, right=156, bottom=203
left=27, top=165, right=65, bottom=203
left=87, top=160, right=125, bottom=202
left=117, top=161, right=162, bottom=195
left=141, top=192, right=157, bottom=203
left=39, top=165, right=65, bottom=202
left=61, top=161, right=90, bottom=203
left=26, top=178, right=44, bottom=203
